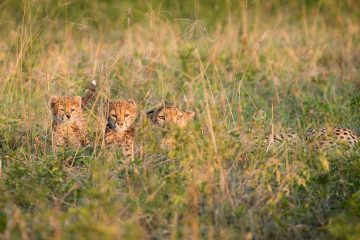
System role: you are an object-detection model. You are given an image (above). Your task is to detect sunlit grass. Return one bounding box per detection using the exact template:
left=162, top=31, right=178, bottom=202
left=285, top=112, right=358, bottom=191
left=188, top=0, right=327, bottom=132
left=0, top=0, right=360, bottom=239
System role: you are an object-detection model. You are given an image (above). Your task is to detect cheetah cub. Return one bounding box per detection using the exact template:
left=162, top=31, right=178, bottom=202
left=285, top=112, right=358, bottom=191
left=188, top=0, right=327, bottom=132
left=50, top=96, right=88, bottom=150
left=104, top=99, right=138, bottom=161
left=49, top=81, right=97, bottom=150
left=146, top=105, right=195, bottom=148
left=146, top=105, right=195, bottom=128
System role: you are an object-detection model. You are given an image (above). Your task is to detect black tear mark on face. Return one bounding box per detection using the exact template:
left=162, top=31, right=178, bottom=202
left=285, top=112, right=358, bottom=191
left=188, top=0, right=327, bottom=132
left=146, top=110, right=155, bottom=118
left=106, top=116, right=116, bottom=130
left=146, top=109, right=161, bottom=124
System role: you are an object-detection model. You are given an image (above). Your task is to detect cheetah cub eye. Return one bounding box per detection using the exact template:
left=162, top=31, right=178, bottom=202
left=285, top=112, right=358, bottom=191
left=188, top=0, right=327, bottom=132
left=146, top=105, right=195, bottom=128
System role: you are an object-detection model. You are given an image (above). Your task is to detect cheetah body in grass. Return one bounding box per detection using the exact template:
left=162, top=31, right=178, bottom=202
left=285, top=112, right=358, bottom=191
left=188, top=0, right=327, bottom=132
left=266, top=127, right=359, bottom=150
left=104, top=99, right=138, bottom=161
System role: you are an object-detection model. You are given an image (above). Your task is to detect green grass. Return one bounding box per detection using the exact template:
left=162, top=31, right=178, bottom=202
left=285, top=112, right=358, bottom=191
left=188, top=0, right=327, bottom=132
left=0, top=0, right=360, bottom=239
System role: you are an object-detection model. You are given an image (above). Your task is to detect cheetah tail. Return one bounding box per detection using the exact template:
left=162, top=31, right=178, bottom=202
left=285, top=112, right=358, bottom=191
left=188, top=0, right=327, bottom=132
left=81, top=80, right=97, bottom=108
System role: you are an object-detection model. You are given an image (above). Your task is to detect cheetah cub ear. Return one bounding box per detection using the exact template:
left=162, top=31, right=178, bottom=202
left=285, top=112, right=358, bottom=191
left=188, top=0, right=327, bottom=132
left=73, top=96, right=82, bottom=106
left=104, top=99, right=113, bottom=116
left=187, top=111, right=196, bottom=119
left=146, top=109, right=155, bottom=117
left=104, top=99, right=112, bottom=106
left=127, top=99, right=137, bottom=107
left=49, top=95, right=59, bottom=108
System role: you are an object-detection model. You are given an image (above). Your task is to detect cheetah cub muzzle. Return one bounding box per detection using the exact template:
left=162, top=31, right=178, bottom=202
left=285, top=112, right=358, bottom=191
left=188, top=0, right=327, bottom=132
left=104, top=99, right=137, bottom=161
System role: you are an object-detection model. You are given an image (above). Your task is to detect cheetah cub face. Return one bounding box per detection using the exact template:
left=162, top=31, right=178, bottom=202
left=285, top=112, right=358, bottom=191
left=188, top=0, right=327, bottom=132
left=146, top=106, right=195, bottom=128
left=106, top=100, right=137, bottom=132
left=50, top=96, right=83, bottom=124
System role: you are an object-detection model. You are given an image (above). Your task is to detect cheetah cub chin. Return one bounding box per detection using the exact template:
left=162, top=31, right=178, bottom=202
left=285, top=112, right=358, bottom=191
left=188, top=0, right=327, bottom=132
left=146, top=105, right=195, bottom=128
left=50, top=96, right=88, bottom=150
left=104, top=99, right=137, bottom=161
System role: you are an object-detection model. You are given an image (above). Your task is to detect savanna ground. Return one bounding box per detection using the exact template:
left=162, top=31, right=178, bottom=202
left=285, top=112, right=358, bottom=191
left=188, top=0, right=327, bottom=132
left=0, top=0, right=360, bottom=239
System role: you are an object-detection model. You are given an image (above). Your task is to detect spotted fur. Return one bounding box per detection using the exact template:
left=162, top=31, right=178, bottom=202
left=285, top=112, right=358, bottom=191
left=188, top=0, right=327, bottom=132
left=265, top=132, right=299, bottom=144
left=306, top=127, right=358, bottom=149
left=265, top=127, right=358, bottom=150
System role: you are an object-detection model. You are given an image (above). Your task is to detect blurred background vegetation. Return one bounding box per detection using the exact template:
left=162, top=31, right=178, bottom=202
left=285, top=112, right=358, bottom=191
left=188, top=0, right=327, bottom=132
left=0, top=0, right=360, bottom=239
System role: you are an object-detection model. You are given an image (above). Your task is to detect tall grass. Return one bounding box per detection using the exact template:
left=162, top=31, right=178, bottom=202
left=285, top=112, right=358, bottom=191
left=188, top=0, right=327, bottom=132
left=0, top=0, right=360, bottom=239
